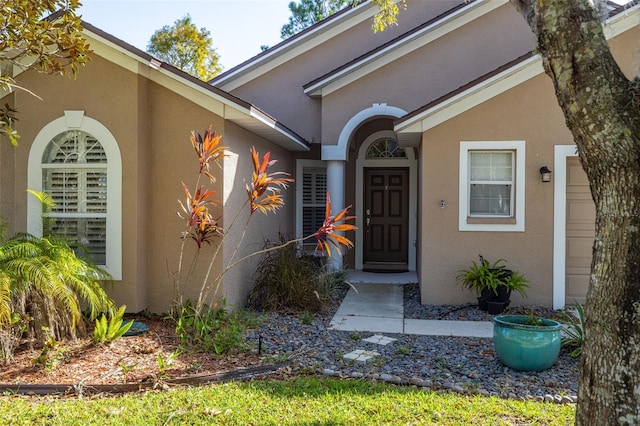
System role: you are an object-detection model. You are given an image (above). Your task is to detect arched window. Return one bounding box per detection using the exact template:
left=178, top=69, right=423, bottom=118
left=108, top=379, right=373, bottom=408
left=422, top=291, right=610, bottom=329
left=28, top=112, right=122, bottom=279
left=42, top=130, right=108, bottom=264
left=365, top=138, right=406, bottom=159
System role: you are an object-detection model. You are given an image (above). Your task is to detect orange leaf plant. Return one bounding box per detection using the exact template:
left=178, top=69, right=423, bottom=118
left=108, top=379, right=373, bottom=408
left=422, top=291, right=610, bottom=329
left=245, top=147, right=293, bottom=215
left=175, top=127, right=356, bottom=317
left=314, top=193, right=356, bottom=257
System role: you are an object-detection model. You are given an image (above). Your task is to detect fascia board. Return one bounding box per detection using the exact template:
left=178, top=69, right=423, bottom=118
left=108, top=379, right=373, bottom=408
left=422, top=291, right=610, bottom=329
left=305, top=0, right=508, bottom=98
left=603, top=3, right=640, bottom=37
left=213, top=1, right=381, bottom=91
left=396, top=4, right=640, bottom=135
left=84, top=30, right=308, bottom=150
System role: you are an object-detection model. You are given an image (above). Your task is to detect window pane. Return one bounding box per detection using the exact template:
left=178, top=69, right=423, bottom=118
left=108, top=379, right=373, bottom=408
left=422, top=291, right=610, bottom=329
left=42, top=130, right=109, bottom=266
left=43, top=131, right=106, bottom=164
left=43, top=170, right=107, bottom=213
left=470, top=184, right=511, bottom=215
left=366, top=138, right=406, bottom=158
left=86, top=172, right=108, bottom=213
left=51, top=218, right=106, bottom=264
left=470, top=152, right=512, bottom=181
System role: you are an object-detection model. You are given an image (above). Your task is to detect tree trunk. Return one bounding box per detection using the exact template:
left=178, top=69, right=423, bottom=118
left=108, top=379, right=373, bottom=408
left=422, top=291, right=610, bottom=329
left=510, top=0, right=640, bottom=423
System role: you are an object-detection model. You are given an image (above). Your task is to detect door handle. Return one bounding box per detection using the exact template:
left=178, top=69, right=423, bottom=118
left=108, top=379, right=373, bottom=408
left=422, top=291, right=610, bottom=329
left=365, top=209, right=371, bottom=232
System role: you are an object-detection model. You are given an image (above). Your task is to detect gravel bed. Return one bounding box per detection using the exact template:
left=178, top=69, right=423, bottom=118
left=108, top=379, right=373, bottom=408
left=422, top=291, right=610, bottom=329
left=248, top=283, right=579, bottom=403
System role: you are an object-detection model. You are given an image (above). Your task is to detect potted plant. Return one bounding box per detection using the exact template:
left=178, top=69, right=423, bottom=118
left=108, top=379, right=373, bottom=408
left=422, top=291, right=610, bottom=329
left=493, top=313, right=563, bottom=371
left=456, top=257, right=506, bottom=311
left=497, top=269, right=529, bottom=303
left=456, top=256, right=529, bottom=314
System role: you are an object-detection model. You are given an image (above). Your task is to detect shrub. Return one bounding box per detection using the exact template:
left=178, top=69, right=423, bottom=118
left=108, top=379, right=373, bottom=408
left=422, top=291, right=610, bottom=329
left=172, top=299, right=256, bottom=354
left=0, top=191, right=116, bottom=348
left=93, top=305, right=133, bottom=345
left=247, top=237, right=341, bottom=312
left=560, top=301, right=585, bottom=357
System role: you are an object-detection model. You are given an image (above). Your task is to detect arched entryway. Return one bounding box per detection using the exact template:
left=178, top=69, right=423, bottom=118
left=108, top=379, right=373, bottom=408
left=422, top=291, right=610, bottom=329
left=355, top=131, right=417, bottom=271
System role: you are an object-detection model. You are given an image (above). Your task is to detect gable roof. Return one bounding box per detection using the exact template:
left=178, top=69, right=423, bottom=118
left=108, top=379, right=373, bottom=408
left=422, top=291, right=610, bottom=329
left=210, top=0, right=384, bottom=91
left=303, top=0, right=507, bottom=98
left=83, top=22, right=310, bottom=151
left=3, top=19, right=310, bottom=152
left=394, top=1, right=640, bottom=146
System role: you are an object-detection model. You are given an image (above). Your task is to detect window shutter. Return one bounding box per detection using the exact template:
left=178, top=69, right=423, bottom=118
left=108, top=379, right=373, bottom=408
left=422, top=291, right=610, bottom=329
left=41, top=131, right=108, bottom=265
left=302, top=167, right=327, bottom=243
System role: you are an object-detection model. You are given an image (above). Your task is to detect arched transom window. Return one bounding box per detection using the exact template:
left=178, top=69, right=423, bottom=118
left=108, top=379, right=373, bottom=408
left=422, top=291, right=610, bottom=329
left=42, top=130, right=108, bottom=265
left=365, top=138, right=406, bottom=159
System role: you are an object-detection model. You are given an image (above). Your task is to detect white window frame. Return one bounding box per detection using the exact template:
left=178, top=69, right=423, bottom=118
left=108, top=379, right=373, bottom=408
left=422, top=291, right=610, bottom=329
left=28, top=111, right=122, bottom=279
left=296, top=159, right=327, bottom=248
left=459, top=141, right=525, bottom=232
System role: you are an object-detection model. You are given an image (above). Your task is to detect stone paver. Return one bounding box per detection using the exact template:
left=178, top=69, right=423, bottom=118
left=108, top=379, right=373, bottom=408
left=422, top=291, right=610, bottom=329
left=343, top=349, right=380, bottom=362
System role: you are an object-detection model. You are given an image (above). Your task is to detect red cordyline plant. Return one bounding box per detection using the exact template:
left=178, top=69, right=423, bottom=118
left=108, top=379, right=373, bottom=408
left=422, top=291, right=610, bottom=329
left=175, top=127, right=356, bottom=317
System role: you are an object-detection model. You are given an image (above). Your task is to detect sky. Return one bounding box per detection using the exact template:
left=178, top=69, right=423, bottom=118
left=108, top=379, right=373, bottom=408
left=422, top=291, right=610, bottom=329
left=78, top=0, right=293, bottom=70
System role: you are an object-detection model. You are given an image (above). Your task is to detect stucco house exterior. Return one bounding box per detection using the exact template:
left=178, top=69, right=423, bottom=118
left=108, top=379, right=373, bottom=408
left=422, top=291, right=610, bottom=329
left=2, top=0, right=638, bottom=313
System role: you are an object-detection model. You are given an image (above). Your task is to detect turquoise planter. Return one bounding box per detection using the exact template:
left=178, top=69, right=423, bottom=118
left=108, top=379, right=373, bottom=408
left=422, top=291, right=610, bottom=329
left=493, top=315, right=562, bottom=372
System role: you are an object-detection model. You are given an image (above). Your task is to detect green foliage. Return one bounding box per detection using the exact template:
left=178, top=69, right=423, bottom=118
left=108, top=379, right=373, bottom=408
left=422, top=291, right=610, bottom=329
left=502, top=269, right=529, bottom=298
left=281, top=0, right=351, bottom=39
left=157, top=349, right=180, bottom=378
left=93, top=306, right=133, bottom=345
left=247, top=238, right=340, bottom=312
left=0, top=192, right=116, bottom=348
left=456, top=257, right=507, bottom=296
left=172, top=300, right=255, bottom=355
left=524, top=312, right=545, bottom=327
left=0, top=0, right=91, bottom=145
left=32, top=326, right=68, bottom=372
left=456, top=256, right=528, bottom=298
left=0, top=377, right=576, bottom=424
left=369, top=0, right=406, bottom=32
left=560, top=301, right=585, bottom=357
left=0, top=232, right=114, bottom=343
left=147, top=15, right=222, bottom=81
left=299, top=311, right=313, bottom=325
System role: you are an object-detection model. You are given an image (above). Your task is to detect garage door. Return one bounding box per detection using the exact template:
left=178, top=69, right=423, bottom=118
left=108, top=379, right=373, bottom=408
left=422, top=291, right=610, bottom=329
left=565, top=157, right=595, bottom=305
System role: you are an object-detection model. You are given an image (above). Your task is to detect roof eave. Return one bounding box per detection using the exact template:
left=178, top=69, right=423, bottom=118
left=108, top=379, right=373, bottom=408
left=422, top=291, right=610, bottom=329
left=78, top=23, right=310, bottom=152
left=395, top=3, right=640, bottom=136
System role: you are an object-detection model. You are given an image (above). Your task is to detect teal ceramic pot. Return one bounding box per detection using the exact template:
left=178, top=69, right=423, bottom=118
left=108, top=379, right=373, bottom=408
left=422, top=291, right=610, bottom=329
left=493, top=315, right=562, bottom=372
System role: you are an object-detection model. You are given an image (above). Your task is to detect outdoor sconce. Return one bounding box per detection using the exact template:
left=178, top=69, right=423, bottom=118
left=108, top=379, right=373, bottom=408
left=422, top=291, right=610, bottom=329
left=539, top=166, right=552, bottom=183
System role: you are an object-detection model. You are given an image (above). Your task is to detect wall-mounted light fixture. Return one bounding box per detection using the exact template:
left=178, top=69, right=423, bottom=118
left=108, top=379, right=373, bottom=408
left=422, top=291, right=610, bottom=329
left=539, top=166, right=552, bottom=183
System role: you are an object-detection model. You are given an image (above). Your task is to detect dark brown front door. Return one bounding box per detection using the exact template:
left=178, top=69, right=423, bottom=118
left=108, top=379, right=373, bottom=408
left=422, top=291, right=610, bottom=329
left=363, top=167, right=409, bottom=271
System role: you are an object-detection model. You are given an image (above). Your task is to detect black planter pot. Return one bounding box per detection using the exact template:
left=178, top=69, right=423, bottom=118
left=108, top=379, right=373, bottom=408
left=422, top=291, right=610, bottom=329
left=487, top=300, right=506, bottom=315
left=497, top=285, right=512, bottom=304
left=477, top=297, right=488, bottom=311
left=480, top=287, right=497, bottom=303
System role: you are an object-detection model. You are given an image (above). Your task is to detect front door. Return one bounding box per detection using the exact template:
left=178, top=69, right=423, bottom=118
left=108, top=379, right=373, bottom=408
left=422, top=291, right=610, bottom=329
left=363, top=167, right=409, bottom=271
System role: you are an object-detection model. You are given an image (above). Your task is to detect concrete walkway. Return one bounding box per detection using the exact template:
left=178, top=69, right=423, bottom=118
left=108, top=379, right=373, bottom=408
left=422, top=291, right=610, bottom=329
left=330, top=272, right=493, bottom=338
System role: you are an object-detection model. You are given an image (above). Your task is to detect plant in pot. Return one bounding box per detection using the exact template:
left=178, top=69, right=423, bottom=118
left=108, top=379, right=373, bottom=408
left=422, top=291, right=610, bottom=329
left=498, top=270, right=529, bottom=304
left=456, top=256, right=529, bottom=314
left=493, top=312, right=563, bottom=371
left=456, top=257, right=507, bottom=313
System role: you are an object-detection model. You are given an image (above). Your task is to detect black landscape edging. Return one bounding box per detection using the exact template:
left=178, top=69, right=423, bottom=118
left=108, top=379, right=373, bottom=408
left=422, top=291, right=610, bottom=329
left=0, top=363, right=285, bottom=396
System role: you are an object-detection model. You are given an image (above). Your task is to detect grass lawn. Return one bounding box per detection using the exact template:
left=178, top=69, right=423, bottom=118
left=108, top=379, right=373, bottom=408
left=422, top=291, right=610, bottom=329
left=0, top=377, right=574, bottom=425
